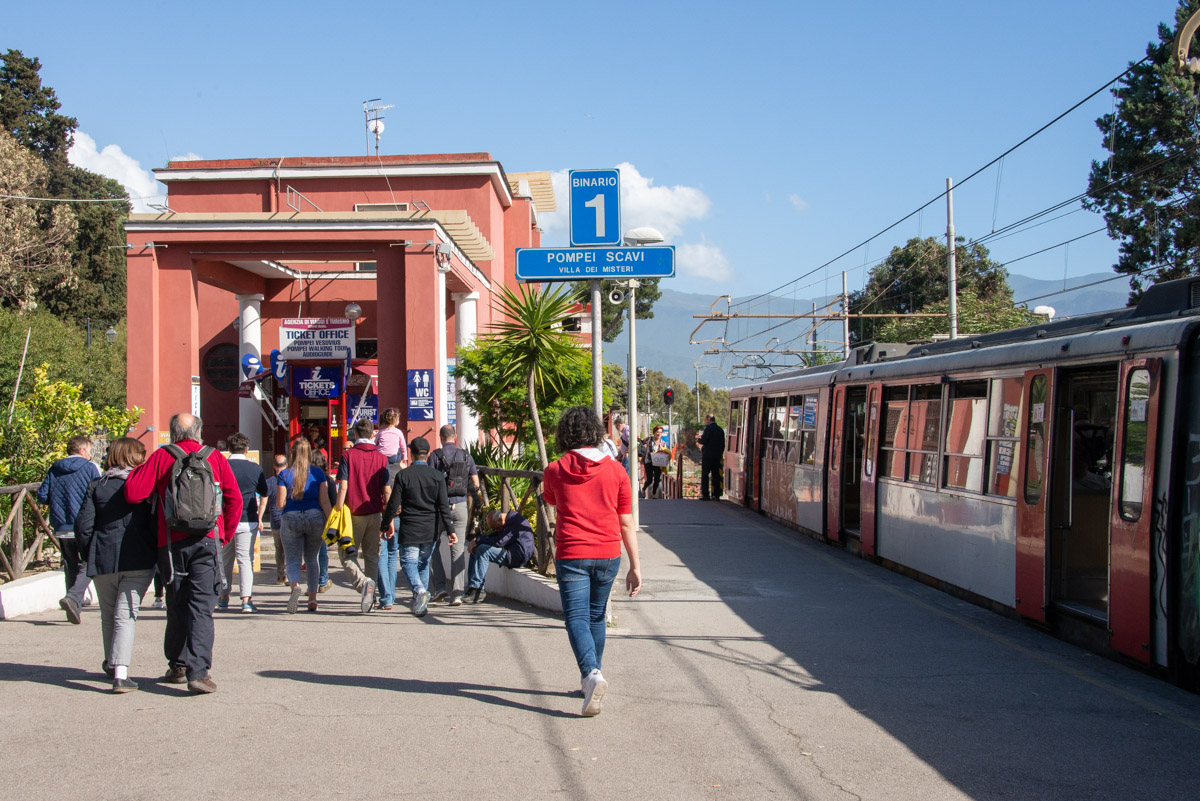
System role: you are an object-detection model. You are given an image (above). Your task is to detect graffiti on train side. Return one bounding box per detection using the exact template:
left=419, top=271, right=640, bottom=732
left=1181, top=432, right=1200, bottom=664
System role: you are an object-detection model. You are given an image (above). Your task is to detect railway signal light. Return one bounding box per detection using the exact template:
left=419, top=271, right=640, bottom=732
left=663, top=388, right=675, bottom=406
left=636, top=366, right=648, bottom=383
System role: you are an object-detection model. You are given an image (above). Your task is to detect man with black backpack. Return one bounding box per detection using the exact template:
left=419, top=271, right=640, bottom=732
left=124, top=413, right=241, bottom=694
left=426, top=424, right=479, bottom=606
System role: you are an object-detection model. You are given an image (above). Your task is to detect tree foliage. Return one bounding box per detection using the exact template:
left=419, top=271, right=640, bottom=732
left=570, top=277, right=662, bottom=342
left=0, top=131, right=77, bottom=310
left=472, top=284, right=590, bottom=468
left=0, top=307, right=127, bottom=409
left=0, top=366, right=141, bottom=486
left=0, top=50, right=129, bottom=324
left=847, top=236, right=1014, bottom=343
left=873, top=288, right=1039, bottom=343
left=1084, top=1, right=1200, bottom=301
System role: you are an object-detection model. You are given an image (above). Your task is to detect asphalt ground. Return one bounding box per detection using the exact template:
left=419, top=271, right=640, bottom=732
left=3, top=499, right=1200, bottom=800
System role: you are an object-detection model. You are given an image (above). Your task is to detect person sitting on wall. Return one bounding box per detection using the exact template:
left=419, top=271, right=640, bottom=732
left=464, top=510, right=535, bottom=604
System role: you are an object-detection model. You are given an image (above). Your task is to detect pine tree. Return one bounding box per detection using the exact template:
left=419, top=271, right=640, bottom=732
left=1084, top=1, right=1200, bottom=301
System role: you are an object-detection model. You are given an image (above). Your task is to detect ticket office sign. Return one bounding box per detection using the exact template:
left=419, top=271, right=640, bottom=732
left=280, top=318, right=355, bottom=360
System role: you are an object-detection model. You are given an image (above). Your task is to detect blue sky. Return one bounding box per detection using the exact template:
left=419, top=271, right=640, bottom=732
left=5, top=1, right=1183, bottom=304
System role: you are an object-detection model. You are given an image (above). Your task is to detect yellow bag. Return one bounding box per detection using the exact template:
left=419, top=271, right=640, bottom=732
left=323, top=507, right=355, bottom=554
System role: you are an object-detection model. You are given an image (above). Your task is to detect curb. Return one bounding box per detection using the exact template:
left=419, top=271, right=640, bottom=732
left=0, top=572, right=96, bottom=620
left=484, top=566, right=562, bottom=614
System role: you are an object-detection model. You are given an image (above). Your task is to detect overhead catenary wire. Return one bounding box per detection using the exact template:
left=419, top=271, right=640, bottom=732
left=731, top=55, right=1151, bottom=312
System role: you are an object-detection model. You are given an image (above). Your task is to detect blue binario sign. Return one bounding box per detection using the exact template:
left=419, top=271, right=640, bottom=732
left=515, top=245, right=675, bottom=282
left=569, top=168, right=621, bottom=246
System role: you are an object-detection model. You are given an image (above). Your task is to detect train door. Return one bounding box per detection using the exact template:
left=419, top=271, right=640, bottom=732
left=859, top=383, right=883, bottom=556
left=1015, top=368, right=1055, bottom=622
left=826, top=386, right=846, bottom=542
left=744, top=396, right=762, bottom=509
left=827, top=385, right=867, bottom=541
left=1108, top=358, right=1162, bottom=663
left=1046, top=365, right=1118, bottom=626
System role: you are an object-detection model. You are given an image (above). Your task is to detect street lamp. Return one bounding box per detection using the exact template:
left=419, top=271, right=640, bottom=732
left=86, top=318, right=119, bottom=347
left=622, top=226, right=664, bottom=527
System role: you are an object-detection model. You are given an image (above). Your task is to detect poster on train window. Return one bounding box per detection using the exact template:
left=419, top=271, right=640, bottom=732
left=802, top=395, right=818, bottom=428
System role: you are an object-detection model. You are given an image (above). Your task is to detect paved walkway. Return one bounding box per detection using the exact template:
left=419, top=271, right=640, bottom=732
left=3, top=500, right=1200, bottom=800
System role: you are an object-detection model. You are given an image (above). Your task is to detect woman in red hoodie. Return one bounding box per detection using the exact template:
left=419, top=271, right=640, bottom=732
left=542, top=406, right=642, bottom=717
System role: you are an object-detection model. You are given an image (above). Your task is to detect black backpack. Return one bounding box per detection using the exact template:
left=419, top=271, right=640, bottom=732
left=162, top=444, right=222, bottom=535
left=434, top=447, right=471, bottom=498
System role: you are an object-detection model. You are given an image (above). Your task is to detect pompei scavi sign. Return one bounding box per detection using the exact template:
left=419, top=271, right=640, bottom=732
left=280, top=318, right=355, bottom=360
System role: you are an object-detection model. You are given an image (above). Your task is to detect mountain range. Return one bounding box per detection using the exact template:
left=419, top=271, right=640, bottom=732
left=602, top=272, right=1132, bottom=388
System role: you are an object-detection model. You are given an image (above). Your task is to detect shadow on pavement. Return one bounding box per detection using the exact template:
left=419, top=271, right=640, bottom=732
left=258, top=669, right=578, bottom=718
left=636, top=499, right=1200, bottom=800
left=0, top=661, right=182, bottom=696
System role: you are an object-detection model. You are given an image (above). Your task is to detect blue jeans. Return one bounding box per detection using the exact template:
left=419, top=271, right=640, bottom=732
left=400, top=542, right=434, bottom=598
left=468, top=544, right=513, bottom=589
left=281, top=509, right=325, bottom=593
left=556, top=558, right=621, bottom=679
left=378, top=534, right=399, bottom=605
left=318, top=541, right=329, bottom=586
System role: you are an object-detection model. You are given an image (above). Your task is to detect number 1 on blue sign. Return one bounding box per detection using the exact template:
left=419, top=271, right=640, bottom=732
left=584, top=193, right=605, bottom=239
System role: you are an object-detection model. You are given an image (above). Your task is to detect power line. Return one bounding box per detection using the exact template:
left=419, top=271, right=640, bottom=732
left=731, top=55, right=1150, bottom=311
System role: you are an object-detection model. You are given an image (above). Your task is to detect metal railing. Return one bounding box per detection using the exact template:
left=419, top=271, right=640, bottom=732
left=0, top=483, right=60, bottom=581
left=476, top=465, right=555, bottom=575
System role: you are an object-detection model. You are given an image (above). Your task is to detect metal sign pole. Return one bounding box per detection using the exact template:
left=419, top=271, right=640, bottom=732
left=591, top=279, right=603, bottom=419
left=627, top=281, right=639, bottom=527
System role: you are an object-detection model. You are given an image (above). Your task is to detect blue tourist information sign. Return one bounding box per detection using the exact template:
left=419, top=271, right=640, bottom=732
left=515, top=245, right=675, bottom=282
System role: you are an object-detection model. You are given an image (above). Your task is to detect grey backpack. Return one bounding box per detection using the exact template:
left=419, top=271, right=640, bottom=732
left=162, top=444, right=221, bottom=535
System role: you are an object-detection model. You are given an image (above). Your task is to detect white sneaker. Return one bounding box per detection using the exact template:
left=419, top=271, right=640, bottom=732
left=581, top=669, right=607, bottom=717
left=287, top=585, right=302, bottom=614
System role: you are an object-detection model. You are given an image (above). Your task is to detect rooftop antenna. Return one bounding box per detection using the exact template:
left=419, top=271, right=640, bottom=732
left=363, top=98, right=394, bottom=157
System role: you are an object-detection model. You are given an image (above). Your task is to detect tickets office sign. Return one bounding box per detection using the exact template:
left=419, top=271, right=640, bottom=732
left=280, top=318, right=355, bottom=360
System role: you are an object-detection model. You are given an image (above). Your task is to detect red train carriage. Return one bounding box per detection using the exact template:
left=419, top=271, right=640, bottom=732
left=727, top=277, right=1200, bottom=688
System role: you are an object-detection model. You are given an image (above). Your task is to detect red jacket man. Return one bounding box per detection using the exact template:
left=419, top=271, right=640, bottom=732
left=123, top=413, right=241, bottom=694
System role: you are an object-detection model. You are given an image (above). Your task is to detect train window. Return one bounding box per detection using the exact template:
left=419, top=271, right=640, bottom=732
left=906, top=384, right=942, bottom=485
left=985, top=377, right=1023, bottom=498
left=762, top=396, right=789, bottom=461
left=1023, top=375, right=1049, bottom=504
left=728, top=401, right=742, bottom=454
left=864, top=387, right=879, bottom=478
left=881, top=387, right=910, bottom=480
left=790, top=394, right=818, bottom=466
left=944, top=381, right=987, bottom=492
left=1119, top=368, right=1150, bottom=520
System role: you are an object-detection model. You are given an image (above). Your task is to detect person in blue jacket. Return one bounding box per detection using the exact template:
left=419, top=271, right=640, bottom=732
left=464, top=509, right=535, bottom=604
left=38, top=435, right=101, bottom=624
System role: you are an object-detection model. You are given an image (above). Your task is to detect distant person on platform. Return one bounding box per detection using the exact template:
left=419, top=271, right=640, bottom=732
left=697, top=414, right=726, bottom=501
left=379, top=437, right=456, bottom=617
left=427, top=424, right=480, bottom=606
left=38, top=434, right=101, bottom=624
left=335, top=417, right=391, bottom=613
left=124, top=413, right=241, bottom=694
left=220, top=433, right=267, bottom=613
left=465, top=509, right=535, bottom=603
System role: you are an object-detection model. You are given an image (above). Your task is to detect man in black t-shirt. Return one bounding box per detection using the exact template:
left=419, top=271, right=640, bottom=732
left=222, top=433, right=268, bottom=612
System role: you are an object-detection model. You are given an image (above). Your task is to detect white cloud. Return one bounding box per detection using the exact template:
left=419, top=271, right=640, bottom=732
left=539, top=162, right=712, bottom=244
left=676, top=237, right=733, bottom=281
left=67, top=132, right=164, bottom=213
left=788, top=193, right=809, bottom=212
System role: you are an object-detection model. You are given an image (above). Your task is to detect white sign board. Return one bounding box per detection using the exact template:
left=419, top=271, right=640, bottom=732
left=280, top=318, right=355, bottom=360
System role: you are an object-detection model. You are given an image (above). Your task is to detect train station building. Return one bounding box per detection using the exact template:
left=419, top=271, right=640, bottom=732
left=123, top=153, right=557, bottom=462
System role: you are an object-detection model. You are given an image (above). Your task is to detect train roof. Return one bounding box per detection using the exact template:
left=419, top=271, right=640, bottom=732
left=730, top=276, right=1200, bottom=396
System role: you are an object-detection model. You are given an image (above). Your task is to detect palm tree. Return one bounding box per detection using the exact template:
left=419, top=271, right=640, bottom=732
left=484, top=283, right=587, bottom=469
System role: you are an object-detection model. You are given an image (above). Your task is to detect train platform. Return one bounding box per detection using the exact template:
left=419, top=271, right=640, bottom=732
left=2, top=499, right=1200, bottom=800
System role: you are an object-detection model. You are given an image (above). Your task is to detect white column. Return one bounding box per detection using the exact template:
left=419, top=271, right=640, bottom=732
left=236, top=293, right=265, bottom=451
left=452, top=291, right=480, bottom=445
left=436, top=265, right=449, bottom=432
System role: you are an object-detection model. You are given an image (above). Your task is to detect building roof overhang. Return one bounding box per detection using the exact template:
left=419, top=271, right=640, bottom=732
left=154, top=154, right=516, bottom=208
left=125, top=211, right=493, bottom=291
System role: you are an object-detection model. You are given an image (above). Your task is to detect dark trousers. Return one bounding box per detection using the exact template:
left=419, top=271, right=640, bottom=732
left=701, top=459, right=723, bottom=500
left=59, top=536, right=92, bottom=605
left=162, top=535, right=221, bottom=680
